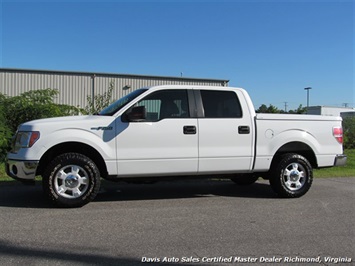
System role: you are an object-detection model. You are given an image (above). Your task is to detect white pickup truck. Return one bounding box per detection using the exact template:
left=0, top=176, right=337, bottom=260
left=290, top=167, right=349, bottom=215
left=6, top=85, right=347, bottom=207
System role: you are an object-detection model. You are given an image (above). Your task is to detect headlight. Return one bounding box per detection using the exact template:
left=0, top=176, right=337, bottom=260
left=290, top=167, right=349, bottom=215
left=11, top=131, right=40, bottom=153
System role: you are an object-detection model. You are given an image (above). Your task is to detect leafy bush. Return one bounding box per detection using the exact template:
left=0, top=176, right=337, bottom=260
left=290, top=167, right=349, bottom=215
left=343, top=117, right=355, bottom=149
left=0, top=89, right=81, bottom=161
left=0, top=95, right=12, bottom=161
left=84, top=80, right=115, bottom=114
left=3, top=88, right=81, bottom=133
left=0, top=84, right=116, bottom=161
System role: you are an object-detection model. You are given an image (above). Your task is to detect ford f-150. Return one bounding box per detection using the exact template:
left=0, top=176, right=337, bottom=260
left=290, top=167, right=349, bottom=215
left=6, top=85, right=347, bottom=207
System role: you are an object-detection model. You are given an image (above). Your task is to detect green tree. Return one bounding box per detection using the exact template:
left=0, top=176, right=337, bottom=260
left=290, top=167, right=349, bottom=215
left=0, top=88, right=81, bottom=161
left=288, top=104, right=307, bottom=114
left=4, top=88, right=80, bottom=133
left=343, top=117, right=355, bottom=149
left=256, top=104, right=307, bottom=114
left=256, top=104, right=268, bottom=113
left=0, top=94, right=12, bottom=161
left=84, top=80, right=115, bottom=114
left=256, top=104, right=281, bottom=113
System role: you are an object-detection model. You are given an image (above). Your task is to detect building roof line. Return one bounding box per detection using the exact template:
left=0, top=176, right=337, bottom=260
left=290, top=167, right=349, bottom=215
left=308, top=105, right=355, bottom=110
left=0, top=67, right=229, bottom=83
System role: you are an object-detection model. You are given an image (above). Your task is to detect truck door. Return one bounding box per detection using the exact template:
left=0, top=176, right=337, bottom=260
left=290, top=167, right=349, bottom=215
left=115, top=89, right=198, bottom=177
left=196, top=89, right=254, bottom=173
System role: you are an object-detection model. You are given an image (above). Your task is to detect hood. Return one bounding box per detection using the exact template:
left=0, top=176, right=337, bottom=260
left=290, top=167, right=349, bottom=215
left=19, top=115, right=116, bottom=132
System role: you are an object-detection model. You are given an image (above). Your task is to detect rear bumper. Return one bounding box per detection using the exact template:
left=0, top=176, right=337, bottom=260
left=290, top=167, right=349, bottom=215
left=334, top=154, right=347, bottom=166
left=6, top=160, right=39, bottom=182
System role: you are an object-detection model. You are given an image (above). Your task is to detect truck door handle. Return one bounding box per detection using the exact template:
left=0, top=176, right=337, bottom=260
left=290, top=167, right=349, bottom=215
left=238, top=125, right=250, bottom=134
left=183, top=126, right=196, bottom=135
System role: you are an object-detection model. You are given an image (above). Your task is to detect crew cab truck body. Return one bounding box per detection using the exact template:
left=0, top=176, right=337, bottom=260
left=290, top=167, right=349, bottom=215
left=6, top=85, right=347, bottom=207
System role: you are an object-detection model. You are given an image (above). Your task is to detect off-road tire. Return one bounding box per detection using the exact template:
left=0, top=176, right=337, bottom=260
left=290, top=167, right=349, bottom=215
left=43, top=153, right=101, bottom=208
left=269, top=153, right=313, bottom=198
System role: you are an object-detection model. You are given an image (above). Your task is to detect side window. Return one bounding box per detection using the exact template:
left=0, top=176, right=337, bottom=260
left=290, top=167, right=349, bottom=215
left=200, top=90, right=242, bottom=118
left=135, top=89, right=190, bottom=122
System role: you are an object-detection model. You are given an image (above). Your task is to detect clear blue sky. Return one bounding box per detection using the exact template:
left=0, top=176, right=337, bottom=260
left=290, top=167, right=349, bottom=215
left=1, top=0, right=354, bottom=110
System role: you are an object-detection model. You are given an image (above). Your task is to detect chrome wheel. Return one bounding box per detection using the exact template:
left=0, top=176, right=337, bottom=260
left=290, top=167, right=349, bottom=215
left=269, top=153, right=313, bottom=198
left=43, top=153, right=101, bottom=207
left=54, top=165, right=89, bottom=199
left=282, top=163, right=306, bottom=191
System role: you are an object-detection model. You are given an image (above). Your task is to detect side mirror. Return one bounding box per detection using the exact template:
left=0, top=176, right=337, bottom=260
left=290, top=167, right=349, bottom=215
left=127, top=106, right=146, bottom=122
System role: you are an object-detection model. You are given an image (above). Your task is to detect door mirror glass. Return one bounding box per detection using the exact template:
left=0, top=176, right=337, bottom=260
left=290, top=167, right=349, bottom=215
left=127, top=106, right=146, bottom=122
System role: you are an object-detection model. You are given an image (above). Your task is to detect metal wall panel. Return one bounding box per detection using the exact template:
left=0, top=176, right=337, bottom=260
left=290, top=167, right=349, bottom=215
left=0, top=68, right=229, bottom=108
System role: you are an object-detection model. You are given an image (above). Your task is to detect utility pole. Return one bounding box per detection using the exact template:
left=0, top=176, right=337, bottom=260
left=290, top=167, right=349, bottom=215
left=91, top=74, right=96, bottom=114
left=304, top=87, right=312, bottom=113
left=284, top=102, right=288, bottom=112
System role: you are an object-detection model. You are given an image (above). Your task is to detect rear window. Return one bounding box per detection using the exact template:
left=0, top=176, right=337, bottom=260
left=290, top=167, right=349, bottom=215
left=200, top=90, right=242, bottom=118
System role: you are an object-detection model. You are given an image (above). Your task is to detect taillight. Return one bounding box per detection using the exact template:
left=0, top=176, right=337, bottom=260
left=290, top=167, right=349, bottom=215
left=333, top=127, right=343, bottom=144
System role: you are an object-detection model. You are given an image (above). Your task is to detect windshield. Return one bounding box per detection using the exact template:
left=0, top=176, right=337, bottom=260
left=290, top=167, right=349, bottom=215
left=99, top=88, right=148, bottom=116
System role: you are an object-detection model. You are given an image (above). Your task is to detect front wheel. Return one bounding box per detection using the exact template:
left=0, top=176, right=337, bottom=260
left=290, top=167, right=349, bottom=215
left=269, top=153, right=313, bottom=198
left=43, top=153, right=101, bottom=207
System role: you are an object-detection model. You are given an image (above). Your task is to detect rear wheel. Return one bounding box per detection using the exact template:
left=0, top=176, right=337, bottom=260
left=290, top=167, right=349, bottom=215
left=43, top=153, right=101, bottom=207
left=269, top=153, right=313, bottom=198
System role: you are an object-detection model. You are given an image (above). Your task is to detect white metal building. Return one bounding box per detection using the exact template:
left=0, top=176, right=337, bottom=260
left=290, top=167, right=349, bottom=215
left=0, top=68, right=229, bottom=108
left=307, top=106, right=355, bottom=117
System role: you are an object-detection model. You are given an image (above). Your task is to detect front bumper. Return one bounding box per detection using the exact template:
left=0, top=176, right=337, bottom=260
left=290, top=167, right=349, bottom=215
left=6, top=160, right=39, bottom=182
left=334, top=154, right=347, bottom=166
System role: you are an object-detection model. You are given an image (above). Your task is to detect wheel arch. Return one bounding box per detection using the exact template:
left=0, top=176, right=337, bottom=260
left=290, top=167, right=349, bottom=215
left=271, top=141, right=317, bottom=169
left=37, top=142, right=108, bottom=179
